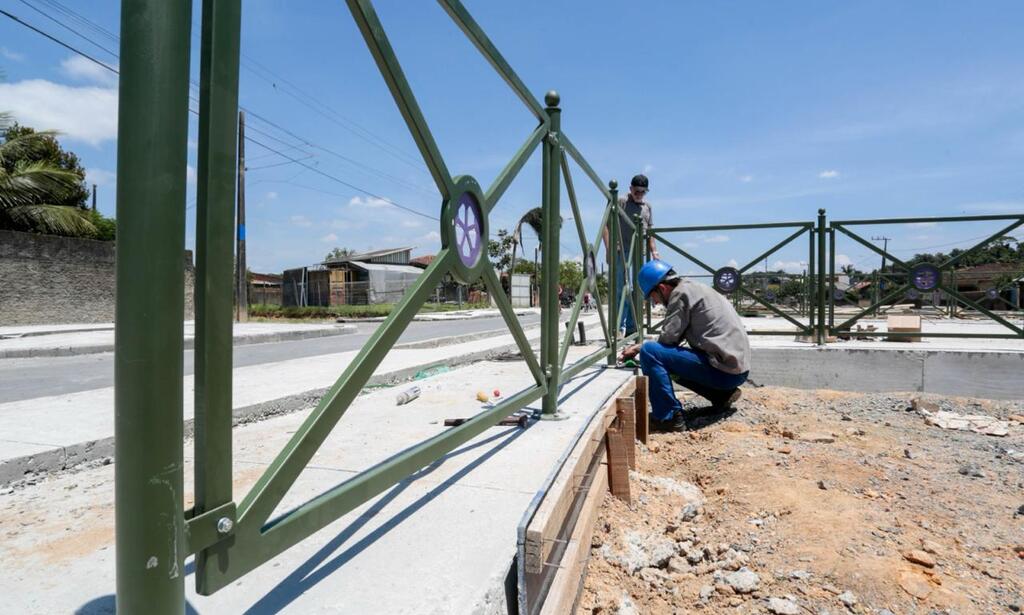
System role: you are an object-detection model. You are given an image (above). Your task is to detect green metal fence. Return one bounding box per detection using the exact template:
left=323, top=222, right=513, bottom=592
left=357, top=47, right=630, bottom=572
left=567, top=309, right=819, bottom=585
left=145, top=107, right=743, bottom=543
left=827, top=213, right=1024, bottom=340
left=114, top=0, right=637, bottom=610
left=646, top=216, right=822, bottom=340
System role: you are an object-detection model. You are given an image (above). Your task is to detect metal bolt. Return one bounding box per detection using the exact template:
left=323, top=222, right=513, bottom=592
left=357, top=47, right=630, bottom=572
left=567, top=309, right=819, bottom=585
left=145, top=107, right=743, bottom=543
left=216, top=517, right=234, bottom=534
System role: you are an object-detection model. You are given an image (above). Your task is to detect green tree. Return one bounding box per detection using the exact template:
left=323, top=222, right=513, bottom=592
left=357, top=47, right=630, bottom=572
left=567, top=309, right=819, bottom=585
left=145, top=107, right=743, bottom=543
left=487, top=228, right=515, bottom=272
left=324, top=246, right=355, bottom=261
left=559, top=260, right=583, bottom=292
left=0, top=113, right=97, bottom=237
left=2, top=122, right=89, bottom=208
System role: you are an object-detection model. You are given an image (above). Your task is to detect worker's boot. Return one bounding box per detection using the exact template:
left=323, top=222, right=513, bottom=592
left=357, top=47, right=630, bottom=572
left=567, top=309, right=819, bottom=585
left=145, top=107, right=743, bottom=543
left=649, top=411, right=687, bottom=432
left=711, top=388, right=742, bottom=411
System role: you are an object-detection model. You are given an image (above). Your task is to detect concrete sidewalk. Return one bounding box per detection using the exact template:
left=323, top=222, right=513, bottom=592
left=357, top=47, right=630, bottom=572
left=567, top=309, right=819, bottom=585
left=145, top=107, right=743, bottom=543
left=0, top=352, right=633, bottom=614
left=0, top=321, right=358, bottom=359
left=0, top=315, right=604, bottom=484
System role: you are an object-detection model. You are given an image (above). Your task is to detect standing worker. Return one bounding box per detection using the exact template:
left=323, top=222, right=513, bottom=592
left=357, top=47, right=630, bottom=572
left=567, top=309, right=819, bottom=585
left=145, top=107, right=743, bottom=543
left=619, top=260, right=750, bottom=431
left=604, top=174, right=659, bottom=336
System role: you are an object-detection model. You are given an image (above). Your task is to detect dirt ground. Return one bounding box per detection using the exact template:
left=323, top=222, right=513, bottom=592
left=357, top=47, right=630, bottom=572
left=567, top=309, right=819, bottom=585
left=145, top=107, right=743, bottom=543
left=580, top=386, right=1024, bottom=615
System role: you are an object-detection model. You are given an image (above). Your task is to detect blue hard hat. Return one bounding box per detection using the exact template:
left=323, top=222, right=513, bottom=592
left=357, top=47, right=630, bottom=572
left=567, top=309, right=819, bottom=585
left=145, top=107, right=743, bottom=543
left=637, top=260, right=674, bottom=297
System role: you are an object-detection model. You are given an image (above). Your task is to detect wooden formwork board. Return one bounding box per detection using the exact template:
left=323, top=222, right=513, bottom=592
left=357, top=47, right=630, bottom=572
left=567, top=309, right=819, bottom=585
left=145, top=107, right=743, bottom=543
left=537, top=450, right=608, bottom=615
left=523, top=377, right=636, bottom=574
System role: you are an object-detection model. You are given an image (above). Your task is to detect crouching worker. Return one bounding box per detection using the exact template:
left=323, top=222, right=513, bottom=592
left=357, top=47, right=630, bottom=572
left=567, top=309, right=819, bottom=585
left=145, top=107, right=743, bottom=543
left=619, top=260, right=751, bottom=431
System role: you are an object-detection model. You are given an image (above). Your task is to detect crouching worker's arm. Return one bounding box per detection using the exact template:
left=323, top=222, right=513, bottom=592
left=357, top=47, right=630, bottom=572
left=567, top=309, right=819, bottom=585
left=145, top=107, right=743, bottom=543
left=619, top=343, right=642, bottom=361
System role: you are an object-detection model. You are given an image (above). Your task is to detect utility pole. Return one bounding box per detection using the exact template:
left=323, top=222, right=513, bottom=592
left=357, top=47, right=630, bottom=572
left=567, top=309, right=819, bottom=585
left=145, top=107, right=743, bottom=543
left=871, top=236, right=890, bottom=314
left=235, top=110, right=248, bottom=322
left=91, top=184, right=97, bottom=212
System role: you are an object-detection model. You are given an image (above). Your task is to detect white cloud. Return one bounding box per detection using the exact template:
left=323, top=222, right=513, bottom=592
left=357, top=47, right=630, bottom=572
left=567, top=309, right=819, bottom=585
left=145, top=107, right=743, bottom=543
left=289, top=215, right=312, bottom=228
left=422, top=231, right=441, bottom=242
left=320, top=232, right=338, bottom=243
left=772, top=260, right=807, bottom=273
left=60, top=55, right=118, bottom=87
left=0, top=79, right=117, bottom=145
left=738, top=175, right=754, bottom=183
left=906, top=221, right=937, bottom=227
left=186, top=165, right=197, bottom=185
left=348, top=195, right=391, bottom=209
left=835, top=254, right=853, bottom=268
left=642, top=163, right=655, bottom=174
left=682, top=241, right=699, bottom=249
left=1, top=47, right=25, bottom=62
left=726, top=258, right=739, bottom=268
left=85, top=168, right=116, bottom=186
left=266, top=191, right=279, bottom=200
left=818, top=170, right=840, bottom=179
left=400, top=219, right=421, bottom=228
left=702, top=234, right=729, bottom=243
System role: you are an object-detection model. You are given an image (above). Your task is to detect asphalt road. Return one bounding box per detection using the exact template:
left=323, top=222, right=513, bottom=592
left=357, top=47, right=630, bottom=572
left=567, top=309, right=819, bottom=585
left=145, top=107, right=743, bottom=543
left=0, top=315, right=540, bottom=404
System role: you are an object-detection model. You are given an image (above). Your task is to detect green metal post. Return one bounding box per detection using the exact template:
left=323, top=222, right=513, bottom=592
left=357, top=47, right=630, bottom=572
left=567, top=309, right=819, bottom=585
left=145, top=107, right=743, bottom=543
left=193, top=0, right=242, bottom=592
left=644, top=227, right=653, bottom=333
left=607, top=180, right=619, bottom=365
left=541, top=91, right=562, bottom=415
left=816, top=208, right=827, bottom=344
left=807, top=231, right=815, bottom=325
left=828, top=227, right=836, bottom=331
left=632, top=213, right=644, bottom=339
left=114, top=0, right=192, bottom=611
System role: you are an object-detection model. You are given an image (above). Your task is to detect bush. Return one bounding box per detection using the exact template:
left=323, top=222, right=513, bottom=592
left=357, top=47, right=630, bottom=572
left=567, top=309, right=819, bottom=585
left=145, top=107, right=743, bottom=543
left=248, top=301, right=490, bottom=320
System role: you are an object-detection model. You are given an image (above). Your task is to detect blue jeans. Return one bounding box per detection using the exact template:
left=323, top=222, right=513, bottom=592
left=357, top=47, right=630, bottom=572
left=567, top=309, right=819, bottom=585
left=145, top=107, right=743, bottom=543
left=639, top=341, right=749, bottom=420
left=615, top=257, right=637, bottom=335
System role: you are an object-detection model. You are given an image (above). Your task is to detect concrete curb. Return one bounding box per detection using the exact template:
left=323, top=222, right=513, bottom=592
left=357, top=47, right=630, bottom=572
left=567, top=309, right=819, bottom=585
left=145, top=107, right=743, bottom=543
left=337, top=309, right=539, bottom=323
left=0, top=324, right=358, bottom=359
left=0, top=333, right=549, bottom=487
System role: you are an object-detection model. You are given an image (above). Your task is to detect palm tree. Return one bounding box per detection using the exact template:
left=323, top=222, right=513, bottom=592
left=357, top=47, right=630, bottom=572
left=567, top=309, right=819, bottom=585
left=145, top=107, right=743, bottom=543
left=509, top=206, right=543, bottom=276
left=0, top=113, right=95, bottom=236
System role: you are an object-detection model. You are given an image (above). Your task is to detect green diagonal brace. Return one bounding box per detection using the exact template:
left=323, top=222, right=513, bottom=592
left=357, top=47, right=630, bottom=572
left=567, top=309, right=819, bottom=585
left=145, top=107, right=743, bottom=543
left=237, top=251, right=454, bottom=527
left=485, top=122, right=547, bottom=212
left=738, top=226, right=809, bottom=274
left=483, top=266, right=546, bottom=385
left=347, top=0, right=452, bottom=197
left=938, top=282, right=1024, bottom=336
left=654, top=234, right=718, bottom=275
left=438, top=0, right=547, bottom=121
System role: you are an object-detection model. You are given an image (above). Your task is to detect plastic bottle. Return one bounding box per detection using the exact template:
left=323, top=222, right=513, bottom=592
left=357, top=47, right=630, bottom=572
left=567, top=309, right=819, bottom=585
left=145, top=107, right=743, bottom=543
left=396, top=386, right=421, bottom=405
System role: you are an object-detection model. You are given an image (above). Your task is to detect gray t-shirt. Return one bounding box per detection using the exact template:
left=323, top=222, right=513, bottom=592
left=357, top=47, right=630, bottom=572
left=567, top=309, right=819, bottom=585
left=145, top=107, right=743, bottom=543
left=657, top=279, right=751, bottom=375
left=615, top=196, right=652, bottom=258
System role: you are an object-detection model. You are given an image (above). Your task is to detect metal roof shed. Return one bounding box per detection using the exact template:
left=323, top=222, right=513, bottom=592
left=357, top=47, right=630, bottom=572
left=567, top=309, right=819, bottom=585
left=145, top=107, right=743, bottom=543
left=347, top=262, right=424, bottom=304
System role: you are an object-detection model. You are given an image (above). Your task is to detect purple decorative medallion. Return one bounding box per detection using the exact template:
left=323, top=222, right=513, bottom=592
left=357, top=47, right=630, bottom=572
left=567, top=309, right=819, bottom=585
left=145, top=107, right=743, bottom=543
left=713, top=266, right=741, bottom=294
left=454, top=192, right=483, bottom=268
left=910, top=263, right=940, bottom=292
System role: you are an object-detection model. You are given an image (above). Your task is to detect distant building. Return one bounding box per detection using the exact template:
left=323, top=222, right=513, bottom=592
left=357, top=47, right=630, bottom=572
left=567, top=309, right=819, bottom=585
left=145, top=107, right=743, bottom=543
left=283, top=247, right=425, bottom=306
left=248, top=272, right=282, bottom=306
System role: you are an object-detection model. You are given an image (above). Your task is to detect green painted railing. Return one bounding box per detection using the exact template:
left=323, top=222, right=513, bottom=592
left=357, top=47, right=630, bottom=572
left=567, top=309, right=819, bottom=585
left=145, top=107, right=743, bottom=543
left=114, top=0, right=638, bottom=610
left=646, top=219, right=821, bottom=340
left=827, top=213, right=1024, bottom=340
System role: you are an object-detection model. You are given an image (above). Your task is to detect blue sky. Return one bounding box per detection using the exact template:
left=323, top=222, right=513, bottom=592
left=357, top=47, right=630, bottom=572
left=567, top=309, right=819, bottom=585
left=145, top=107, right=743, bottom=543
left=1, top=1, right=1022, bottom=276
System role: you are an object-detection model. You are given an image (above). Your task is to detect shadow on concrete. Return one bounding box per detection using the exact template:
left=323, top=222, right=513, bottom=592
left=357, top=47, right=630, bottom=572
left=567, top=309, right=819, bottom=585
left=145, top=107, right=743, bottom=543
left=75, top=595, right=199, bottom=614
left=241, top=426, right=527, bottom=614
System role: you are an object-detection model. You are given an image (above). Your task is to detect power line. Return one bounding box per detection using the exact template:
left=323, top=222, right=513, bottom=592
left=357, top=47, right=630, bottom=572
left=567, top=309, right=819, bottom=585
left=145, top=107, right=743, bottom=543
left=0, top=8, right=116, bottom=73
left=25, top=0, right=432, bottom=182
left=1, top=6, right=440, bottom=221
left=16, top=0, right=118, bottom=59
left=245, top=136, right=438, bottom=221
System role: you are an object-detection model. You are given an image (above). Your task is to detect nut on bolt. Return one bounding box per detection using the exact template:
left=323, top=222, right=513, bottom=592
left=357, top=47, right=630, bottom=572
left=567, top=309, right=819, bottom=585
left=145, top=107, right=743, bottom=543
left=216, top=517, right=234, bottom=535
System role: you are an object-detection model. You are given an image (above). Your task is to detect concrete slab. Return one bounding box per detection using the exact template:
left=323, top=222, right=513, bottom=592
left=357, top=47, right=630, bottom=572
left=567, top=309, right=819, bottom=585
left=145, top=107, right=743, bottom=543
left=0, top=316, right=604, bottom=484
left=0, top=321, right=358, bottom=359
left=0, top=354, right=633, bottom=614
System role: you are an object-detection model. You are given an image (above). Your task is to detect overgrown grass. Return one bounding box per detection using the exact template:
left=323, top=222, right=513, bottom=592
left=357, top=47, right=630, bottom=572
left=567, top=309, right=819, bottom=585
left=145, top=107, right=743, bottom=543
left=249, top=302, right=490, bottom=320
